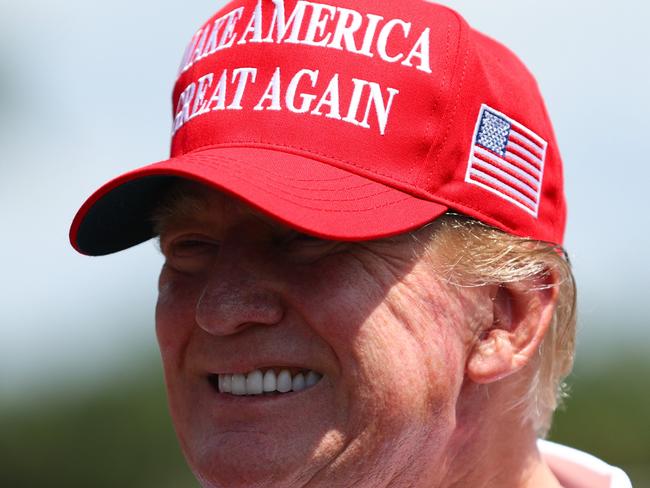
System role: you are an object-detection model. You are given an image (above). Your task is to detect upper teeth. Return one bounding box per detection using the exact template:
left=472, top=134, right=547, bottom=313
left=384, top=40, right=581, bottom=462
left=217, top=369, right=322, bottom=396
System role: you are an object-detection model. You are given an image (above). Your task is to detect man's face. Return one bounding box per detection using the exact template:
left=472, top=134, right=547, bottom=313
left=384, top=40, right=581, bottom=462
left=155, top=183, right=488, bottom=488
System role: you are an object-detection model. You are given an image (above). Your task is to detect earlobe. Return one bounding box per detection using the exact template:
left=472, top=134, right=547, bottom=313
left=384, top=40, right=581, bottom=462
left=466, top=273, right=559, bottom=385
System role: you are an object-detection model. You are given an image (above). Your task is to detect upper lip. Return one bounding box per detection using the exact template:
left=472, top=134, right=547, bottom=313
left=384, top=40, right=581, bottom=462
left=210, top=364, right=321, bottom=375
left=194, top=358, right=327, bottom=376
left=186, top=334, right=334, bottom=377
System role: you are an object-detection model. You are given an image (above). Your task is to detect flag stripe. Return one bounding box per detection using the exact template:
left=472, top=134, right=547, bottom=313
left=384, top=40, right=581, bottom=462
left=474, top=147, right=540, bottom=190
left=507, top=140, right=543, bottom=168
left=469, top=170, right=537, bottom=212
left=510, top=124, right=546, bottom=149
left=509, top=130, right=544, bottom=158
left=471, top=158, right=539, bottom=202
left=502, top=151, right=542, bottom=180
left=505, top=151, right=542, bottom=175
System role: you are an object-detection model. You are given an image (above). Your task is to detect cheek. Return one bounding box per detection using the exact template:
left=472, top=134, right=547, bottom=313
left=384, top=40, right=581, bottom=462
left=354, top=283, right=472, bottom=430
left=155, top=273, right=205, bottom=442
left=288, top=256, right=465, bottom=427
left=155, top=271, right=201, bottom=364
left=358, top=308, right=464, bottom=416
left=287, top=255, right=386, bottom=345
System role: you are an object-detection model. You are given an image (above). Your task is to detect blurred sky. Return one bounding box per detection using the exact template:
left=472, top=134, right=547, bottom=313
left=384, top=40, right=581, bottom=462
left=1, top=0, right=648, bottom=402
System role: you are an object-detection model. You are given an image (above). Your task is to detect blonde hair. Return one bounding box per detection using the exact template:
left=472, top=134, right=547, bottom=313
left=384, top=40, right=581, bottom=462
left=425, top=214, right=577, bottom=436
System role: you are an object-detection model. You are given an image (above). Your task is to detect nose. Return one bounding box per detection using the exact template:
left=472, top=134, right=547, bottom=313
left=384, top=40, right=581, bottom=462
left=195, top=239, right=285, bottom=336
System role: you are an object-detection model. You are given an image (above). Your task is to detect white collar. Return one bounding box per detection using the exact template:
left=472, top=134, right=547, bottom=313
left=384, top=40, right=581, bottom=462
left=538, top=440, right=632, bottom=488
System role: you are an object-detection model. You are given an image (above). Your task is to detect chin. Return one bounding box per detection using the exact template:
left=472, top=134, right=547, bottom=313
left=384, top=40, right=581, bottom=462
left=183, top=431, right=313, bottom=488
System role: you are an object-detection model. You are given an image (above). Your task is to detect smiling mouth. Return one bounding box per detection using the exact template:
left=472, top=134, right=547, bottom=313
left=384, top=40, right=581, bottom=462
left=208, top=368, right=324, bottom=397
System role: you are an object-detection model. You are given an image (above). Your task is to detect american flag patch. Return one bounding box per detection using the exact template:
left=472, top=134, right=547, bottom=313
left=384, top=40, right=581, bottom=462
left=465, top=105, right=548, bottom=217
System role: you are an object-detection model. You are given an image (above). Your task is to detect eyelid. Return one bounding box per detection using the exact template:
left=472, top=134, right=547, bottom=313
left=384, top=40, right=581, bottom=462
left=283, top=233, right=343, bottom=260
left=163, top=233, right=220, bottom=257
left=283, top=231, right=327, bottom=246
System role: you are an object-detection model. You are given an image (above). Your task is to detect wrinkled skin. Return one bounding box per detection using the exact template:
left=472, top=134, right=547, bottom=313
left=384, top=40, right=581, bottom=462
left=155, top=182, right=561, bottom=488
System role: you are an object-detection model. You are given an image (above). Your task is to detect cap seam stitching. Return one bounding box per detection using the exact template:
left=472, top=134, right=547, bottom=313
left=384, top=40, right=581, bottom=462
left=416, top=19, right=454, bottom=189
left=201, top=154, right=376, bottom=191
left=428, top=21, right=470, bottom=185
left=188, top=156, right=395, bottom=202
left=178, top=140, right=426, bottom=194
left=184, top=158, right=411, bottom=213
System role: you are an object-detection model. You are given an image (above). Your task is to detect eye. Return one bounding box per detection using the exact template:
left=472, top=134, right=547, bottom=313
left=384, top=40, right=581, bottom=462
left=287, top=232, right=322, bottom=244
left=282, top=231, right=324, bottom=246
left=169, top=236, right=220, bottom=257
left=282, top=231, right=339, bottom=260
left=162, top=234, right=221, bottom=273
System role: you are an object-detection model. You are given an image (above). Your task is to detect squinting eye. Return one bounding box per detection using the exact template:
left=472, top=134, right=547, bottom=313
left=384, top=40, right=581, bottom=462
left=289, top=233, right=323, bottom=244
left=161, top=235, right=221, bottom=274
left=169, top=237, right=220, bottom=257
left=282, top=232, right=339, bottom=259
left=283, top=232, right=326, bottom=247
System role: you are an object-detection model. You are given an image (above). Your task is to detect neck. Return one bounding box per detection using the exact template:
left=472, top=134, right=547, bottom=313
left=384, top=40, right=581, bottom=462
left=429, top=383, right=563, bottom=488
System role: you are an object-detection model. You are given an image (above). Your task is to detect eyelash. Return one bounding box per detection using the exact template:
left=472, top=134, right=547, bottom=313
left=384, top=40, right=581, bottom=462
left=161, top=231, right=336, bottom=266
left=286, top=232, right=317, bottom=242
left=281, top=232, right=329, bottom=248
left=166, top=236, right=220, bottom=258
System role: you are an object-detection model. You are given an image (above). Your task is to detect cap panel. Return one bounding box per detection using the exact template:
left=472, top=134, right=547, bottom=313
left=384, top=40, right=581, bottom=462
left=169, top=0, right=462, bottom=191
left=419, top=28, right=566, bottom=243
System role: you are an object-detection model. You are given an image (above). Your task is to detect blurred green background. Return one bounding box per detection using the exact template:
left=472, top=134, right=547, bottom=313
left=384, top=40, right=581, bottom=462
left=1, top=0, right=648, bottom=486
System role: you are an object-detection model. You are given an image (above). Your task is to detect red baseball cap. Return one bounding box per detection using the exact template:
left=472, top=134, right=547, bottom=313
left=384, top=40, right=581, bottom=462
left=70, top=0, right=566, bottom=256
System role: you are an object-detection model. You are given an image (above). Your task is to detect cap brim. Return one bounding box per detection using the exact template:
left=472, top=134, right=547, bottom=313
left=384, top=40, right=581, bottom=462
left=70, top=146, right=449, bottom=256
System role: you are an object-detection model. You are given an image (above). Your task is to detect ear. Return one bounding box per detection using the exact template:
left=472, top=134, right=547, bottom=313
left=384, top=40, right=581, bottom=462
left=466, top=271, right=559, bottom=384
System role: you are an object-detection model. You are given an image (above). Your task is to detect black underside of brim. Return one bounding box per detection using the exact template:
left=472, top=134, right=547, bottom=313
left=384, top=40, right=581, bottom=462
left=76, top=175, right=179, bottom=256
